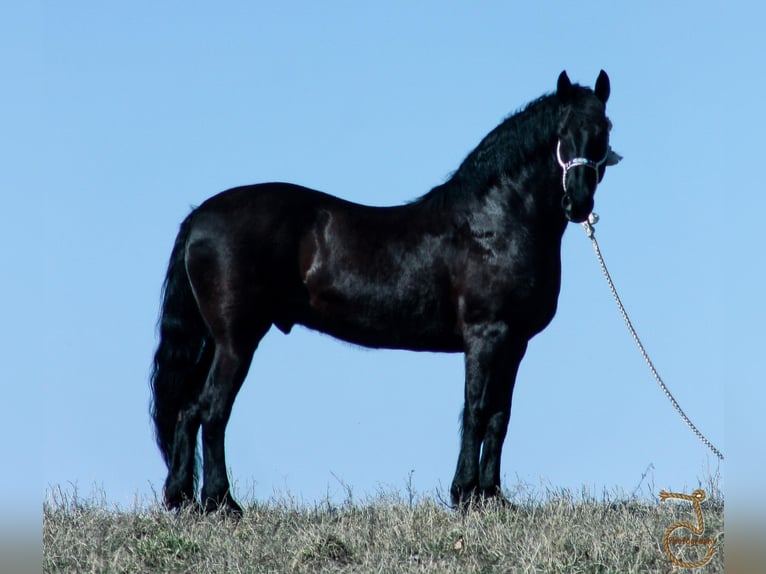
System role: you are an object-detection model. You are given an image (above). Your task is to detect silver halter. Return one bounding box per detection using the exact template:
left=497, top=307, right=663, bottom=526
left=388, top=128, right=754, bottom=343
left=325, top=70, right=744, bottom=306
left=556, top=139, right=610, bottom=192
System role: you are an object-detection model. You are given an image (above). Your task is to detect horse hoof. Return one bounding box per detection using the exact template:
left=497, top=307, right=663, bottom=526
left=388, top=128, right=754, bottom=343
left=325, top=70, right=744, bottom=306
left=202, top=494, right=243, bottom=517
left=481, top=490, right=518, bottom=511
left=450, top=485, right=481, bottom=512
left=164, top=489, right=201, bottom=514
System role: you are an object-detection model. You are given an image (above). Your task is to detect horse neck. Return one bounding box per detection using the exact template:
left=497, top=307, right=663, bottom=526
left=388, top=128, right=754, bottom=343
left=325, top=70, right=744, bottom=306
left=448, top=146, right=569, bottom=240
left=417, top=97, right=570, bottom=241
left=452, top=103, right=568, bottom=230
left=509, top=152, right=569, bottom=237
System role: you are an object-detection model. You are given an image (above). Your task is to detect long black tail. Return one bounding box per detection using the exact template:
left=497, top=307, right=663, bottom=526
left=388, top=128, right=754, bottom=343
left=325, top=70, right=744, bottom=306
left=150, top=211, right=213, bottom=469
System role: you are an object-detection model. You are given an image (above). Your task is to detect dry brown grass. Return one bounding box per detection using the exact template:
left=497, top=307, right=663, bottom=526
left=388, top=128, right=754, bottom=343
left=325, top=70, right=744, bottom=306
left=44, top=481, right=723, bottom=573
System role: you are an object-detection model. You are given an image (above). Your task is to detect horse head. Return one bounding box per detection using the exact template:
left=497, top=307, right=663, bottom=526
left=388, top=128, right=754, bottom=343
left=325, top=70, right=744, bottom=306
left=555, top=70, right=621, bottom=223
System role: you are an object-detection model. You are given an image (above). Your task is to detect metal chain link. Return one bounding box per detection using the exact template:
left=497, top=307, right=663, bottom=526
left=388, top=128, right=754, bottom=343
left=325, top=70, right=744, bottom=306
left=582, top=216, right=724, bottom=461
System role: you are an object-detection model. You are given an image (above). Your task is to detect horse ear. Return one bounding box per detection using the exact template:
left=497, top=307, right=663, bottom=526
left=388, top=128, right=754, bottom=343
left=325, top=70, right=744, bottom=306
left=557, top=71, right=573, bottom=102
left=595, top=70, right=610, bottom=104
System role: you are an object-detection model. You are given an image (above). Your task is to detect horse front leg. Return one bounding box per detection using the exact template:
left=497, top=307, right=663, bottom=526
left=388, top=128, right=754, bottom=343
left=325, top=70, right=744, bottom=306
left=451, top=322, right=526, bottom=508
left=478, top=339, right=527, bottom=500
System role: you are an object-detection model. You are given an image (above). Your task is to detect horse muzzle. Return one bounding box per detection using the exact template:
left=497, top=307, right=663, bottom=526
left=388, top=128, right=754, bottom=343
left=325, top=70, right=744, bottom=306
left=562, top=192, right=594, bottom=223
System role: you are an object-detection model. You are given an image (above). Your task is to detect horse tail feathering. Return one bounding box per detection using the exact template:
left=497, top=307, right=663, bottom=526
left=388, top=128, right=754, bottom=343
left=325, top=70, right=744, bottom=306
left=150, top=212, right=212, bottom=469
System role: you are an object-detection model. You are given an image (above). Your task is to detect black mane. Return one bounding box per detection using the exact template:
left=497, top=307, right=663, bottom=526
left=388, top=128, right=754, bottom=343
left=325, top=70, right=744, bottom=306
left=456, top=94, right=559, bottom=181
left=418, top=85, right=597, bottom=209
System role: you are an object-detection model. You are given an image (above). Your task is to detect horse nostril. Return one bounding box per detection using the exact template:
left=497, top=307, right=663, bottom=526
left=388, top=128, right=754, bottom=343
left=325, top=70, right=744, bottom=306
left=561, top=194, right=572, bottom=212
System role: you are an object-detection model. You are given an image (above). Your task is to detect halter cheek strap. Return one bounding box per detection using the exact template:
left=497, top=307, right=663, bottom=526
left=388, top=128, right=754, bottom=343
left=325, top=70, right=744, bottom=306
left=556, top=139, right=610, bottom=192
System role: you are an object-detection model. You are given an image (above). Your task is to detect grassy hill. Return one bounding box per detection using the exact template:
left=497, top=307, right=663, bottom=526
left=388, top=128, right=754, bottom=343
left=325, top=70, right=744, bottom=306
left=44, top=483, right=723, bottom=573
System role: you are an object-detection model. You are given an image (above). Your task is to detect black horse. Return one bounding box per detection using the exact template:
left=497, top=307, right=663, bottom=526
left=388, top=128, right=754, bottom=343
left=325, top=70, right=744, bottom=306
left=151, top=70, right=620, bottom=513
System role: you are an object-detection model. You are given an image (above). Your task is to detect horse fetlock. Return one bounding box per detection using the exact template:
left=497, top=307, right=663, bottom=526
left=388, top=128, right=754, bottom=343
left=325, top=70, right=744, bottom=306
left=201, top=489, right=243, bottom=515
left=163, top=478, right=198, bottom=512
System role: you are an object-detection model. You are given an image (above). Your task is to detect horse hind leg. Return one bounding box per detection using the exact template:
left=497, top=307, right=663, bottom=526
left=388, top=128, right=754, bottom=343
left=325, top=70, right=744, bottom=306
left=197, top=324, right=269, bottom=514
left=183, top=231, right=275, bottom=512
left=162, top=340, right=213, bottom=511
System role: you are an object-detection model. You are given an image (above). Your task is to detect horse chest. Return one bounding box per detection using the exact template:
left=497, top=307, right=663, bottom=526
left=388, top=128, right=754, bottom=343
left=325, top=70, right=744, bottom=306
left=458, top=236, right=562, bottom=336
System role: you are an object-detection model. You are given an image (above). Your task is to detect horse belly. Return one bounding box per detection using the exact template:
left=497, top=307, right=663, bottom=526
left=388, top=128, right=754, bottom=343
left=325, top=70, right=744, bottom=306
left=296, top=277, right=462, bottom=352
left=295, top=214, right=461, bottom=351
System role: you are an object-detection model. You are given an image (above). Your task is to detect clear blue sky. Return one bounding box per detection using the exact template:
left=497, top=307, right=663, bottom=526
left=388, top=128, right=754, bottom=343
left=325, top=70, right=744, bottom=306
left=4, top=2, right=763, bottom=516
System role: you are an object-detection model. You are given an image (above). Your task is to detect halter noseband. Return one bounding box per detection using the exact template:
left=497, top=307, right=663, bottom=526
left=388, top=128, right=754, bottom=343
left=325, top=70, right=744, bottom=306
left=556, top=139, right=610, bottom=192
